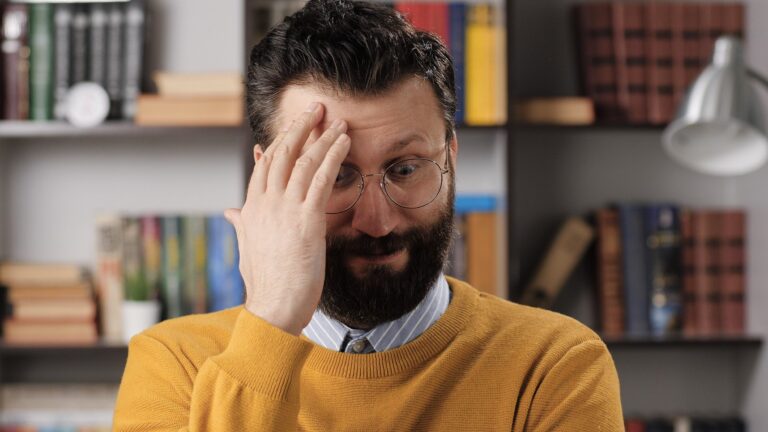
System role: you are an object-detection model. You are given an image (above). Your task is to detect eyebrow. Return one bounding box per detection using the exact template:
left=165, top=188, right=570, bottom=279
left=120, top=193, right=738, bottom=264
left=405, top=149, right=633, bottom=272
left=385, top=134, right=427, bottom=155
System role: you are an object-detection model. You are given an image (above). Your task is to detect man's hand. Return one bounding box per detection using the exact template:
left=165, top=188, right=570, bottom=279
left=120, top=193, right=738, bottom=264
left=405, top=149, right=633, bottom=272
left=224, top=102, right=351, bottom=335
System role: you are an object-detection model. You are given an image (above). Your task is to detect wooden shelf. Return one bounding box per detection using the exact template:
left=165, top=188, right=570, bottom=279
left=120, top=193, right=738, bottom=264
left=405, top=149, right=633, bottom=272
left=514, top=122, right=666, bottom=132
left=0, top=120, right=249, bottom=139
left=602, top=334, right=763, bottom=348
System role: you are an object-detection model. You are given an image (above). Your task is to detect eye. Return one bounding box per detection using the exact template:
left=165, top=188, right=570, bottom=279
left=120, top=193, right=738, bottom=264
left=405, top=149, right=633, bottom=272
left=387, top=160, right=421, bottom=180
left=334, top=166, right=359, bottom=188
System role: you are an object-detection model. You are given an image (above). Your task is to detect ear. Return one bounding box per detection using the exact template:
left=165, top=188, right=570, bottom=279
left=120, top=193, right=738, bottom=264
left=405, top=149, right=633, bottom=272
left=448, top=133, right=458, bottom=168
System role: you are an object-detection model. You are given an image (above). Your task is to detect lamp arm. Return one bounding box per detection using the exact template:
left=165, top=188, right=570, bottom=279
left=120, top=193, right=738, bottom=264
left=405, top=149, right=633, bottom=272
left=748, top=68, right=768, bottom=90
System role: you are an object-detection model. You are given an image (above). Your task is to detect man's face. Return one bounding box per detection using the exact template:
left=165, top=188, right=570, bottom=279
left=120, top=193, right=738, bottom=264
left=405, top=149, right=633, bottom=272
left=274, top=77, right=458, bottom=330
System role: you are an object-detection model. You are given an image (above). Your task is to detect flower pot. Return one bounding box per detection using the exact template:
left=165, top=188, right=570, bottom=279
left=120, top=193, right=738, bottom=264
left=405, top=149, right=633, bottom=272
left=121, top=300, right=161, bottom=343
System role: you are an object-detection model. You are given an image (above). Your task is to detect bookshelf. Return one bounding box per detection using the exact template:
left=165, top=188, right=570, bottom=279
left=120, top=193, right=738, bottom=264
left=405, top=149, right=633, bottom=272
left=509, top=0, right=767, bottom=427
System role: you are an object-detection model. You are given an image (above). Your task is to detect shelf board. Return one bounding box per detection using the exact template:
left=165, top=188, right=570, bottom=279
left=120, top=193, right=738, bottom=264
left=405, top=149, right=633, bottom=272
left=0, top=340, right=127, bottom=355
left=0, top=120, right=248, bottom=139
left=514, top=122, right=667, bottom=132
left=603, top=334, right=763, bottom=348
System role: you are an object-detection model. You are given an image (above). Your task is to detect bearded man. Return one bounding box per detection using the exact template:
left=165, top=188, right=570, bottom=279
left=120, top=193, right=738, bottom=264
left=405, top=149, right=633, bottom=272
left=113, top=0, right=624, bottom=430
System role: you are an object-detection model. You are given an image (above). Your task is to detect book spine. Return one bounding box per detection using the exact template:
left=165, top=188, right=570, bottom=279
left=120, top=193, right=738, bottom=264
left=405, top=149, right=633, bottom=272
left=140, top=215, right=162, bottom=303
left=680, top=209, right=697, bottom=335
left=614, top=3, right=647, bottom=124
left=2, top=4, right=30, bottom=120
left=122, top=217, right=147, bottom=301
left=53, top=4, right=73, bottom=120
left=719, top=210, right=746, bottom=335
left=578, top=3, right=618, bottom=123
left=618, top=204, right=649, bottom=335
left=449, top=3, right=466, bottom=126
left=28, top=3, right=54, bottom=121
left=70, top=4, right=89, bottom=84
left=88, top=3, right=108, bottom=87
left=106, top=3, right=125, bottom=119
left=206, top=215, right=244, bottom=312
left=182, top=216, right=208, bottom=315
left=161, top=216, right=183, bottom=318
left=644, top=205, right=683, bottom=336
left=123, top=0, right=145, bottom=120
left=595, top=208, right=625, bottom=336
left=644, top=2, right=674, bottom=125
left=465, top=211, right=498, bottom=297
left=691, top=210, right=721, bottom=336
left=465, top=4, right=495, bottom=126
left=95, top=215, right=124, bottom=342
left=723, top=3, right=745, bottom=40
left=699, top=3, right=724, bottom=71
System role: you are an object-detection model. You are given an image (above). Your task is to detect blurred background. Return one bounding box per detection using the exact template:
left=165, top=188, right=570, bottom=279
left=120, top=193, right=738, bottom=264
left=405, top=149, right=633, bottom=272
left=0, top=0, right=765, bottom=430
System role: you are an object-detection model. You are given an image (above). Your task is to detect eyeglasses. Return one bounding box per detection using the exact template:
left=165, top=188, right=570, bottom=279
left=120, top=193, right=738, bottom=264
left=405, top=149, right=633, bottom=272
left=326, top=142, right=450, bottom=214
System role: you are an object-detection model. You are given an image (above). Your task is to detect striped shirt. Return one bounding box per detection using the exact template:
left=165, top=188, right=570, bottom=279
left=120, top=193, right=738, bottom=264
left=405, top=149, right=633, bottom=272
left=302, top=274, right=451, bottom=353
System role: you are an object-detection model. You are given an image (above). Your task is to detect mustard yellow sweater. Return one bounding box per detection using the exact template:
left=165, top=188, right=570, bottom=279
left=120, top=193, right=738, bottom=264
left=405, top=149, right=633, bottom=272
left=113, top=278, right=623, bottom=431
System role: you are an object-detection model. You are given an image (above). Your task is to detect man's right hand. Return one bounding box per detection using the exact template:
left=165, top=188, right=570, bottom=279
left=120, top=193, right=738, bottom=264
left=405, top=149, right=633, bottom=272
left=224, top=102, right=351, bottom=336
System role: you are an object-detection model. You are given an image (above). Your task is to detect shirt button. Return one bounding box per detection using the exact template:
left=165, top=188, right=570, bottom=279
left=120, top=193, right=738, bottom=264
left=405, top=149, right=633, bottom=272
left=351, top=339, right=367, bottom=353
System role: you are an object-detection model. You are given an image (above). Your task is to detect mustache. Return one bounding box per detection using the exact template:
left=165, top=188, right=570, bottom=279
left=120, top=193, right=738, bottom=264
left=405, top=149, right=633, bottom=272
left=327, top=229, right=425, bottom=256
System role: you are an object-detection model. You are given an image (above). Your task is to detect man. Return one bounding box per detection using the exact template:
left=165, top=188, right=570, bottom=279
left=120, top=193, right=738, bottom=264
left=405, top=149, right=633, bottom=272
left=113, top=0, right=624, bottom=430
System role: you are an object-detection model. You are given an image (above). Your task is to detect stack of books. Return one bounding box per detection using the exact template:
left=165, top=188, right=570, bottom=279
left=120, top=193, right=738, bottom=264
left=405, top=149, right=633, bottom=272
left=135, top=72, right=244, bottom=126
left=0, top=263, right=97, bottom=345
left=574, top=1, right=745, bottom=125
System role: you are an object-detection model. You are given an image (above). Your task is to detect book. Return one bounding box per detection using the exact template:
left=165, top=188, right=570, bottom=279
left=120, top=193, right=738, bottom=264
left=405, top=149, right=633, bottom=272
left=134, top=95, right=243, bottom=126
left=153, top=72, right=244, bottom=98
left=181, top=216, right=208, bottom=315
left=3, top=320, right=97, bottom=345
left=95, top=215, right=124, bottom=342
left=680, top=209, right=697, bottom=335
left=644, top=205, right=682, bottom=336
left=465, top=4, right=496, bottom=126
left=29, top=3, right=54, bottom=121
left=575, top=3, right=619, bottom=123
left=689, top=210, right=721, bottom=336
left=53, top=3, right=73, bottom=120
left=123, top=0, right=146, bottom=120
left=644, top=2, right=674, bottom=125
left=70, top=4, right=89, bottom=84
left=612, top=2, right=647, bottom=124
left=448, top=3, right=466, bottom=125
left=2, top=3, right=30, bottom=120
left=206, top=215, right=244, bottom=312
left=719, top=210, right=746, bottom=335
left=514, top=97, right=595, bottom=125
left=6, top=298, right=96, bottom=321
left=6, top=282, right=92, bottom=301
left=699, top=3, right=724, bottom=72
left=672, top=4, right=700, bottom=108
left=595, top=208, right=625, bottom=337
left=122, top=217, right=148, bottom=301
left=0, top=263, right=86, bottom=287
left=520, top=217, right=594, bottom=309
left=617, top=204, right=649, bottom=335
left=465, top=211, right=498, bottom=297
left=141, top=216, right=162, bottom=303
left=106, top=2, right=125, bottom=119
left=88, top=3, right=108, bottom=87
left=161, top=216, right=183, bottom=319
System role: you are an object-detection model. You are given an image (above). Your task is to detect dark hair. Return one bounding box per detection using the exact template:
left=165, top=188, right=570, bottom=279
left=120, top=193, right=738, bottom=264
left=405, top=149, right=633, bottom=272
left=246, top=0, right=456, bottom=147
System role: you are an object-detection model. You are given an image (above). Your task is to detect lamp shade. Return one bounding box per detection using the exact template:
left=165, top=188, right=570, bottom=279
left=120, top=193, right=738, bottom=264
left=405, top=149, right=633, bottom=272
left=662, top=36, right=768, bottom=176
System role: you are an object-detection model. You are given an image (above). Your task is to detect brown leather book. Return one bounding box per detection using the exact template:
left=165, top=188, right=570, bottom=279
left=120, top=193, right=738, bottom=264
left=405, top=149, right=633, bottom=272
left=722, top=3, right=746, bottom=40
left=645, top=2, right=674, bottom=125
left=465, top=212, right=498, bottom=297
left=1, top=3, right=30, bottom=120
left=690, top=210, right=722, bottom=336
left=595, top=208, right=625, bottom=337
left=699, top=3, right=725, bottom=71
left=575, top=3, right=619, bottom=122
left=612, top=2, right=647, bottom=124
left=671, top=3, right=700, bottom=111
left=719, top=210, right=746, bottom=335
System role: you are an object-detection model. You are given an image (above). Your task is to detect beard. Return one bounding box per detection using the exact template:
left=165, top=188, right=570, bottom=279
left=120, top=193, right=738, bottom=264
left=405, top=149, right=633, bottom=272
left=319, top=185, right=455, bottom=330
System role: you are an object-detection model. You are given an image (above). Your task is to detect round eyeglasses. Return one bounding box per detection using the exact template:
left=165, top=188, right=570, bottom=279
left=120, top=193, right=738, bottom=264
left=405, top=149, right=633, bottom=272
left=326, top=144, right=450, bottom=214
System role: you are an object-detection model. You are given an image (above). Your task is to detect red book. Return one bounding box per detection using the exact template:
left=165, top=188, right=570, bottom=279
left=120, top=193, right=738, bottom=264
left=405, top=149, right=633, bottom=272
left=575, top=3, right=619, bottom=122
left=595, top=208, right=625, bottom=337
left=671, top=3, right=700, bottom=110
left=719, top=210, right=746, bottom=335
left=645, top=2, right=674, bottom=124
left=612, top=2, right=647, bottom=124
left=690, top=210, right=722, bottom=336
left=427, top=3, right=449, bottom=48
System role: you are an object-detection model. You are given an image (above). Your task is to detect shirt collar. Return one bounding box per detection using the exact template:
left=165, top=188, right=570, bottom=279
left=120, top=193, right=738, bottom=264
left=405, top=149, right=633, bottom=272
left=302, top=273, right=451, bottom=352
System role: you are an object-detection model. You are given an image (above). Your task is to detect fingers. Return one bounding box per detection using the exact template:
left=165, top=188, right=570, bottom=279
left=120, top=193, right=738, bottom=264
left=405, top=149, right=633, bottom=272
left=246, top=134, right=282, bottom=201
left=266, top=102, right=324, bottom=191
left=305, top=132, right=352, bottom=212
left=286, top=119, right=348, bottom=200
left=224, top=208, right=242, bottom=229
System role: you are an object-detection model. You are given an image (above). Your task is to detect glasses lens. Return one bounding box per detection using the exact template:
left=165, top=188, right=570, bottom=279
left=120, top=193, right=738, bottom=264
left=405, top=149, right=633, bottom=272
left=326, top=165, right=363, bottom=214
left=384, top=159, right=443, bottom=208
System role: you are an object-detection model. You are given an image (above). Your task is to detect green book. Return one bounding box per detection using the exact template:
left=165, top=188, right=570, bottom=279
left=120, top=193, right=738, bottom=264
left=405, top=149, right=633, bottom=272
left=162, top=216, right=183, bottom=319
left=29, top=3, right=54, bottom=121
left=182, top=216, right=208, bottom=315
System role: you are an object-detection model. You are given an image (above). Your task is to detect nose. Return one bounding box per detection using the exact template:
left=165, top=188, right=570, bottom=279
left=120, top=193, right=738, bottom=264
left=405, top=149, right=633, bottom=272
left=350, top=175, right=399, bottom=238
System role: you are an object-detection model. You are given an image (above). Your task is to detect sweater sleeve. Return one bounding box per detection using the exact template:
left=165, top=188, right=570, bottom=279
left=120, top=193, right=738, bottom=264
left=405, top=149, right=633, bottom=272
left=113, top=309, right=313, bottom=431
left=526, top=339, right=624, bottom=432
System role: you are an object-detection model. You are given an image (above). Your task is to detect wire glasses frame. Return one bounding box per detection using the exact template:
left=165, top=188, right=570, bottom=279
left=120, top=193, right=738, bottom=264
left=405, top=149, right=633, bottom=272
left=326, top=141, right=451, bottom=214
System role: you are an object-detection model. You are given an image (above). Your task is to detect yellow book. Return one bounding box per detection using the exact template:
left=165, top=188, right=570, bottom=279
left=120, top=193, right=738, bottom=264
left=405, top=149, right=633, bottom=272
left=465, top=5, right=495, bottom=126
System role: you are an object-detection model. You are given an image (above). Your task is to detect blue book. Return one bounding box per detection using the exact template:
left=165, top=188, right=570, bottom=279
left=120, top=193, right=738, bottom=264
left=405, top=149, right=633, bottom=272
left=617, top=204, right=649, bottom=335
left=454, top=194, right=497, bottom=214
left=449, top=3, right=466, bottom=125
left=206, top=215, right=244, bottom=312
left=643, top=204, right=683, bottom=336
